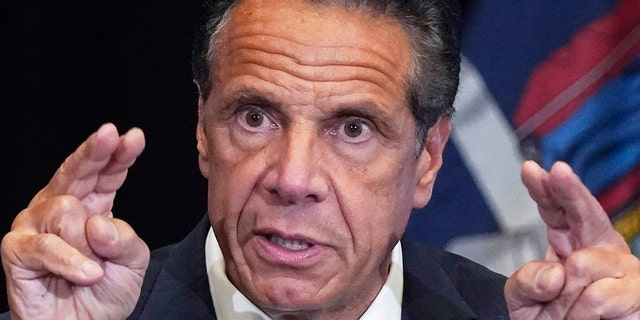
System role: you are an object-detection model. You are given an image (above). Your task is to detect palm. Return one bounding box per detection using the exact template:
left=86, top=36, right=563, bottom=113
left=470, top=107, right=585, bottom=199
left=10, top=261, right=142, bottom=319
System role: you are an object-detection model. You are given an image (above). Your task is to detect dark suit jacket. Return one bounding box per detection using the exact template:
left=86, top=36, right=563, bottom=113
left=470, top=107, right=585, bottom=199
left=128, top=215, right=509, bottom=319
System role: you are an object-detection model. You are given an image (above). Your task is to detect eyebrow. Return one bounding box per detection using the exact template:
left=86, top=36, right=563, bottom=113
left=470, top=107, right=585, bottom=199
left=226, top=88, right=280, bottom=109
left=330, top=103, right=384, bottom=121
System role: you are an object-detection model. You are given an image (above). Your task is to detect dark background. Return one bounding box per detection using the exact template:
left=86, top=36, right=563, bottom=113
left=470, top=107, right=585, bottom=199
left=1, top=0, right=207, bottom=312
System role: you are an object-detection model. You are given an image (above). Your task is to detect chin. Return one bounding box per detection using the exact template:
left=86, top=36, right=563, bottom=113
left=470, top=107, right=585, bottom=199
left=254, top=282, right=338, bottom=315
left=259, top=302, right=327, bottom=320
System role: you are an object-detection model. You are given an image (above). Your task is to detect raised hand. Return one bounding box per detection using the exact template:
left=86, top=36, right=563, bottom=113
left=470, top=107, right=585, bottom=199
left=505, top=161, right=640, bottom=319
left=1, top=123, right=150, bottom=319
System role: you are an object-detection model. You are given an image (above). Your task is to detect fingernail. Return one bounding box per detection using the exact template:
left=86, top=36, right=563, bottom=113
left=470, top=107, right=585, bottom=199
left=105, top=219, right=118, bottom=242
left=95, top=216, right=117, bottom=242
left=81, top=260, right=103, bottom=278
left=535, top=264, right=564, bottom=293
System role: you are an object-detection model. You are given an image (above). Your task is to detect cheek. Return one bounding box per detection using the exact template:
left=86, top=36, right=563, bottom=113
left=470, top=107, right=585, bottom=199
left=205, top=129, right=268, bottom=232
left=338, top=156, right=416, bottom=250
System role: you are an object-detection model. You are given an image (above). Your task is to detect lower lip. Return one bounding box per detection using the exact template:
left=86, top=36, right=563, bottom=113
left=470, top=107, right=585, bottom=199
left=252, top=235, right=324, bottom=267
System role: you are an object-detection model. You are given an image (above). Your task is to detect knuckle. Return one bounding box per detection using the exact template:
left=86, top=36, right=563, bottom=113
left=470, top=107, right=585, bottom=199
left=45, top=196, right=87, bottom=232
left=1, top=231, right=38, bottom=262
left=31, top=233, right=80, bottom=267
left=623, top=254, right=640, bottom=271
left=59, top=250, right=78, bottom=267
left=580, top=286, right=607, bottom=309
left=52, top=195, right=83, bottom=214
left=13, top=195, right=85, bottom=231
left=513, top=265, right=530, bottom=284
left=0, top=232, right=32, bottom=274
left=32, top=233, right=58, bottom=254
left=11, top=207, right=34, bottom=230
left=0, top=231, right=21, bottom=259
left=564, top=249, right=592, bottom=274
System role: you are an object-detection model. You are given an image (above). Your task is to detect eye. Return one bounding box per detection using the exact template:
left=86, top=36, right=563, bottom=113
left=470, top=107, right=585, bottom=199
left=330, top=117, right=373, bottom=143
left=346, top=120, right=366, bottom=138
left=237, top=107, right=279, bottom=132
left=246, top=111, right=264, bottom=127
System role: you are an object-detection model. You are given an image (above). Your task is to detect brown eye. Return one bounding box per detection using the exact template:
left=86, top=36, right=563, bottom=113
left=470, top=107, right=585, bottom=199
left=344, top=121, right=363, bottom=138
left=246, top=111, right=264, bottom=127
left=237, top=107, right=279, bottom=133
left=329, top=117, right=372, bottom=144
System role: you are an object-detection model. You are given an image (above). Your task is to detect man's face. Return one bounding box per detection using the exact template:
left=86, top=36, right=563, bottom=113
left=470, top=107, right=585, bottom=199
left=196, top=0, right=449, bottom=317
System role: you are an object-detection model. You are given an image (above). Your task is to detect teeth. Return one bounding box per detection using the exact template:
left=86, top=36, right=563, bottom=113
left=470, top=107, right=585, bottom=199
left=268, top=234, right=312, bottom=251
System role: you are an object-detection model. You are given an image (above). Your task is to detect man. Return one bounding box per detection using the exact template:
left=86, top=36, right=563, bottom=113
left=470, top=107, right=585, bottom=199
left=2, top=0, right=639, bottom=319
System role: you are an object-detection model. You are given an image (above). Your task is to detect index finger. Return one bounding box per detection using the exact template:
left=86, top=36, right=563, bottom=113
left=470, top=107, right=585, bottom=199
left=32, top=124, right=145, bottom=208
left=521, top=161, right=627, bottom=257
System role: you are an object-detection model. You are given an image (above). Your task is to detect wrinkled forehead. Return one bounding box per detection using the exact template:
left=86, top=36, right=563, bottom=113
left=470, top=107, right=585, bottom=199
left=215, top=0, right=414, bottom=83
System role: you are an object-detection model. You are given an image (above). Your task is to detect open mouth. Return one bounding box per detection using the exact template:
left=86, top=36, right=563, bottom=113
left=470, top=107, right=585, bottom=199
left=266, top=234, right=314, bottom=251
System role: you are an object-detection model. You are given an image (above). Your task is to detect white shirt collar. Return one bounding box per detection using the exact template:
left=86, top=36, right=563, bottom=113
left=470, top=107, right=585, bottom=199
left=204, top=227, right=404, bottom=320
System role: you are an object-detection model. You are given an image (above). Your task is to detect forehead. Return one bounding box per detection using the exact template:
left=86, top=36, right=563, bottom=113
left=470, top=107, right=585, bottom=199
left=226, top=0, right=410, bottom=50
left=215, top=0, right=414, bottom=96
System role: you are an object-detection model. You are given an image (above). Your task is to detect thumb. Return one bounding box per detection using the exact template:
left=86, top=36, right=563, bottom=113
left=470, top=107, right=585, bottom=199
left=505, top=261, right=565, bottom=310
left=86, top=215, right=149, bottom=274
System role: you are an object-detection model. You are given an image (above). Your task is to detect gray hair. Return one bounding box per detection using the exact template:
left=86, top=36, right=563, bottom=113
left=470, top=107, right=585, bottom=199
left=192, top=0, right=461, bottom=154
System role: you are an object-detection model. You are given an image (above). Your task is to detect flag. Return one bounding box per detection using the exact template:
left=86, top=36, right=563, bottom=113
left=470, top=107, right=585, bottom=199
left=406, top=0, right=640, bottom=274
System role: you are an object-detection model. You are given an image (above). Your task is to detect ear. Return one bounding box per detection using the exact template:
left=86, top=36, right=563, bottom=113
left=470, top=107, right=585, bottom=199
left=413, top=117, right=451, bottom=209
left=196, top=95, right=210, bottom=179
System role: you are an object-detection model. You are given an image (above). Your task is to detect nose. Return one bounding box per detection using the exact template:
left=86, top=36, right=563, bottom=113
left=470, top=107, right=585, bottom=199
left=261, top=126, right=329, bottom=205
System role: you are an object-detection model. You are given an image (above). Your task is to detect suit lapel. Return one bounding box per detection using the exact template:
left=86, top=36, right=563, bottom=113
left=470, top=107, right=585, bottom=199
left=401, top=240, right=477, bottom=320
left=130, top=215, right=216, bottom=320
